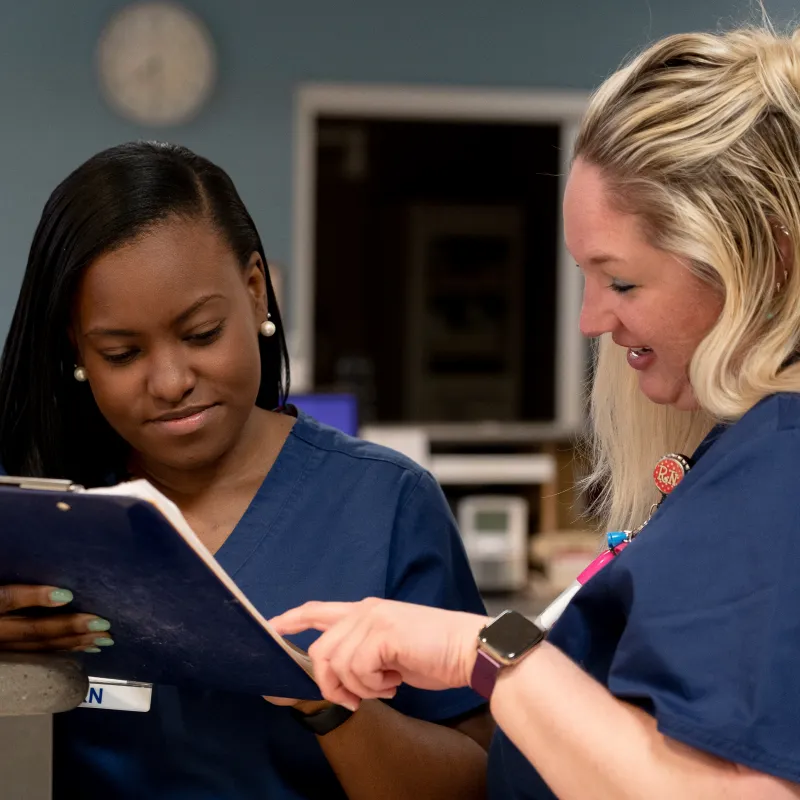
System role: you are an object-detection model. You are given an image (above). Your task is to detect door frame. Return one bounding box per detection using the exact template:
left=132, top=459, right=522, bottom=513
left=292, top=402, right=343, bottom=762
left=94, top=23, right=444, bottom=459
left=292, top=82, right=590, bottom=437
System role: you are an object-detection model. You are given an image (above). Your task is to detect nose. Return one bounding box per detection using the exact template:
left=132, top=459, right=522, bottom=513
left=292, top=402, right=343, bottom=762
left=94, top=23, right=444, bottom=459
left=579, top=279, right=619, bottom=339
left=146, top=346, right=196, bottom=405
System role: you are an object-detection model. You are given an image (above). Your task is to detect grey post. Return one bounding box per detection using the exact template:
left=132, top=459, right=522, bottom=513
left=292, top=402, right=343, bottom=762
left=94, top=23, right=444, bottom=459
left=0, top=654, right=87, bottom=800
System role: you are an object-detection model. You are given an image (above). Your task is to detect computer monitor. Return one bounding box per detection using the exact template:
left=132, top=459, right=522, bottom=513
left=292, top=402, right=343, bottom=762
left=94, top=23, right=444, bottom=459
left=289, top=393, right=359, bottom=437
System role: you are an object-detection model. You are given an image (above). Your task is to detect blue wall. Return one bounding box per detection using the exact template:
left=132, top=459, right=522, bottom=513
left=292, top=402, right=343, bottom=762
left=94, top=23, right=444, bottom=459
left=0, top=0, right=794, bottom=336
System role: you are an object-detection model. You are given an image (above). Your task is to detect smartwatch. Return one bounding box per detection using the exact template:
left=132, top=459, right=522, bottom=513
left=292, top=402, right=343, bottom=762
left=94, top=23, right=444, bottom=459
left=469, top=610, right=546, bottom=700
left=290, top=702, right=355, bottom=736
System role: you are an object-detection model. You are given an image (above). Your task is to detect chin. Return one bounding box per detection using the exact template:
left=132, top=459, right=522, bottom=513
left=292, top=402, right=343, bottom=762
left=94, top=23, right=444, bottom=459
left=671, top=394, right=702, bottom=411
left=638, top=375, right=697, bottom=410
left=137, top=438, right=228, bottom=473
left=166, top=452, right=219, bottom=470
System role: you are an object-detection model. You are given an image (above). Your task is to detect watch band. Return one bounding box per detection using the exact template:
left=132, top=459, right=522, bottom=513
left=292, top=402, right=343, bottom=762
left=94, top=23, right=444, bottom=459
left=290, top=703, right=355, bottom=736
left=470, top=649, right=502, bottom=700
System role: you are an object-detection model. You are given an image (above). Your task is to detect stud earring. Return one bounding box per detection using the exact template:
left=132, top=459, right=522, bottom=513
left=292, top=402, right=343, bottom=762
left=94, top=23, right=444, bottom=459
left=260, top=315, right=276, bottom=337
left=73, top=365, right=87, bottom=382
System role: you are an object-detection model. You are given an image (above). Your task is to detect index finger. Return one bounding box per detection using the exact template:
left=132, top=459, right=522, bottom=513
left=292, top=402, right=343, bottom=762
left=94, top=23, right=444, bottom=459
left=270, top=601, right=357, bottom=635
left=0, top=585, right=73, bottom=614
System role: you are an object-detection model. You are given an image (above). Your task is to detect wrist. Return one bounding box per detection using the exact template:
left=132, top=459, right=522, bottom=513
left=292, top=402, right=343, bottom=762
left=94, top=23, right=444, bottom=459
left=490, top=639, right=547, bottom=710
left=460, top=615, right=492, bottom=686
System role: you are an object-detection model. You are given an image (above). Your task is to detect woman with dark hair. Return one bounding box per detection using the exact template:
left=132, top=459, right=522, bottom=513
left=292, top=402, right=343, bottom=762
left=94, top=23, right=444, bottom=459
left=0, top=141, right=491, bottom=799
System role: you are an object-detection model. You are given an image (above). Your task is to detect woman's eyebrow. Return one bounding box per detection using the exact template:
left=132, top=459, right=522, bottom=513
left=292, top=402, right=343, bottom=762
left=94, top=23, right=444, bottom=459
left=84, top=293, right=225, bottom=337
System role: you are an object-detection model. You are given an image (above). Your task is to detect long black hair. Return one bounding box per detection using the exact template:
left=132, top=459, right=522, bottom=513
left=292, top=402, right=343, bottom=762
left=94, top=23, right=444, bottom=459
left=0, top=141, right=290, bottom=486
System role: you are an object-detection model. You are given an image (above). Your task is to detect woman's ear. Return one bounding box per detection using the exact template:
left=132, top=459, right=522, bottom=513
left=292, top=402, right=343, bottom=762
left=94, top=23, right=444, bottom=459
left=244, top=252, right=268, bottom=321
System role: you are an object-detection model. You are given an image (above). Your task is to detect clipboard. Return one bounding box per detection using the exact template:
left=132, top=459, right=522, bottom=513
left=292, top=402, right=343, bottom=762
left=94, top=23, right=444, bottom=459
left=0, top=476, right=319, bottom=700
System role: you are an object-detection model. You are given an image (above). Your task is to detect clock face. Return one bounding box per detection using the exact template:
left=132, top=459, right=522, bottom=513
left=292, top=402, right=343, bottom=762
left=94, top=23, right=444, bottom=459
left=97, top=2, right=216, bottom=127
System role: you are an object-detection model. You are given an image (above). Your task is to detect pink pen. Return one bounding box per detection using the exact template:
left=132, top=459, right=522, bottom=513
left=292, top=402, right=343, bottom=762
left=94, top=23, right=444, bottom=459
left=534, top=541, right=629, bottom=631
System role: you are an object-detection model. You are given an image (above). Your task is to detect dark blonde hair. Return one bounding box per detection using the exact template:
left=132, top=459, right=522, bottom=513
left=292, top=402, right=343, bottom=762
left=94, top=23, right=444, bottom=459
left=577, top=29, right=800, bottom=530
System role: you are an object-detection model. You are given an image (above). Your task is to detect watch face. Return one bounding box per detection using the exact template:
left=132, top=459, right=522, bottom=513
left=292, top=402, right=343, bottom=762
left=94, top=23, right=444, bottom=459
left=480, top=610, right=544, bottom=664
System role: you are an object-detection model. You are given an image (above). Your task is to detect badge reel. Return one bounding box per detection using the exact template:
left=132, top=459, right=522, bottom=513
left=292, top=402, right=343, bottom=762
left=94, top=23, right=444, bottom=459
left=535, top=453, right=692, bottom=631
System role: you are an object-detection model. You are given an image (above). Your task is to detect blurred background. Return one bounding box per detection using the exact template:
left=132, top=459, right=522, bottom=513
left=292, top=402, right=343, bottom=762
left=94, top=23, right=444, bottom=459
left=0, top=0, right=793, bottom=614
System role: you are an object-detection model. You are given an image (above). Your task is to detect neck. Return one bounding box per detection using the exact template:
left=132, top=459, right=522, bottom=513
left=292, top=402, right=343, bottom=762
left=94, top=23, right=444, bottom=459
left=129, top=407, right=278, bottom=500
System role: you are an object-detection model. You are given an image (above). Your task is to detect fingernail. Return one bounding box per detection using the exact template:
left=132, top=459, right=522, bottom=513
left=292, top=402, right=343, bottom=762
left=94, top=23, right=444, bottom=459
left=86, top=619, right=111, bottom=632
left=93, top=637, right=114, bottom=647
left=83, top=647, right=101, bottom=653
left=343, top=702, right=358, bottom=713
left=49, top=589, right=73, bottom=605
left=379, top=693, right=395, bottom=700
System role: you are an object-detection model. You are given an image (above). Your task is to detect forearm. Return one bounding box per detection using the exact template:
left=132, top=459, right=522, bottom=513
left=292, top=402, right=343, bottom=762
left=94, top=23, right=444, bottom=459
left=491, top=641, right=761, bottom=800
left=273, top=599, right=800, bottom=799
left=314, top=700, right=487, bottom=800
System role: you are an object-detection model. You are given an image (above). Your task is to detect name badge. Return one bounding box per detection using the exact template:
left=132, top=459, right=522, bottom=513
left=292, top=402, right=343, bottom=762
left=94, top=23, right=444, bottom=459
left=80, top=677, right=153, bottom=712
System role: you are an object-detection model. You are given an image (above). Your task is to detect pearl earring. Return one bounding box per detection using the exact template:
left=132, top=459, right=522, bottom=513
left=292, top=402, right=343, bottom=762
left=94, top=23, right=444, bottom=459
left=260, top=317, right=276, bottom=337
left=73, top=365, right=87, bottom=382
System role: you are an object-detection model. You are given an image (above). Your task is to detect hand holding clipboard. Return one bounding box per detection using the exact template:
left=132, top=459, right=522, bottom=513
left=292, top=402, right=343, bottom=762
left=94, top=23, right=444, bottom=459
left=0, top=476, right=319, bottom=703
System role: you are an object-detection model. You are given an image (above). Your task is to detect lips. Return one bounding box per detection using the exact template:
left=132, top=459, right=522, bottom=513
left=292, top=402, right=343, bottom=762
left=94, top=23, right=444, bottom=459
left=150, top=404, right=216, bottom=423
left=146, top=404, right=220, bottom=437
left=625, top=346, right=655, bottom=371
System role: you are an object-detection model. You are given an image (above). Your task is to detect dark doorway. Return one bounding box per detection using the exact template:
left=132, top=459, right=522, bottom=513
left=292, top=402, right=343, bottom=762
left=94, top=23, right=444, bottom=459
left=313, top=118, right=561, bottom=425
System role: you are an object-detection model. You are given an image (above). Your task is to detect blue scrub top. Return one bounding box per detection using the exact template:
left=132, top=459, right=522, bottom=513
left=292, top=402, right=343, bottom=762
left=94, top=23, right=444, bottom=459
left=489, top=392, right=800, bottom=798
left=52, top=413, right=487, bottom=799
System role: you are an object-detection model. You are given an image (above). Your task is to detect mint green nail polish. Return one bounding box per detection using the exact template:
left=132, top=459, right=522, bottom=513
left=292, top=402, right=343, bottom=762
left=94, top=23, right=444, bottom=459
left=86, top=619, right=111, bottom=632
left=49, top=589, right=73, bottom=605
left=93, top=637, right=114, bottom=647
left=84, top=647, right=101, bottom=654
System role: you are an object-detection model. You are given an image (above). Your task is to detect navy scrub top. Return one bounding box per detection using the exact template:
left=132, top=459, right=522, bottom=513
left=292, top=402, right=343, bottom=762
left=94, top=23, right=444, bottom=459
left=489, top=392, right=800, bottom=798
left=52, top=413, right=487, bottom=799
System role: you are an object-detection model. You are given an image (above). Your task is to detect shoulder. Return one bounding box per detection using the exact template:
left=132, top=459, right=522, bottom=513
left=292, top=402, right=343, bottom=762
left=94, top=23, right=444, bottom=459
left=695, top=392, right=800, bottom=468
left=737, top=391, right=800, bottom=435
left=669, top=393, right=800, bottom=509
left=290, top=413, right=426, bottom=473
left=288, top=413, right=432, bottom=494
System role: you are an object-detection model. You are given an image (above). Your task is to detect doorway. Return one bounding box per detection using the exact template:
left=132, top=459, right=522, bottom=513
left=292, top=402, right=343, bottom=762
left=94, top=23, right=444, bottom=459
left=292, top=84, right=588, bottom=438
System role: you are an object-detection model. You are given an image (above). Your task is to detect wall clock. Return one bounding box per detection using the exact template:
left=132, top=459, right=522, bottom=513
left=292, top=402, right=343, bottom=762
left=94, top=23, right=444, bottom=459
left=97, top=2, right=216, bottom=126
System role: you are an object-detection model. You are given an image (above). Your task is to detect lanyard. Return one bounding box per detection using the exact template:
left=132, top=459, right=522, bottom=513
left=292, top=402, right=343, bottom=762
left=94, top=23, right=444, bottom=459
left=534, top=453, right=692, bottom=631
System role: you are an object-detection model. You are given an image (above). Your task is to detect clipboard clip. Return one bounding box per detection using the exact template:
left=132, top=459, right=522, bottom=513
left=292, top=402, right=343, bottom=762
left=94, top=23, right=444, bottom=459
left=0, top=476, right=82, bottom=492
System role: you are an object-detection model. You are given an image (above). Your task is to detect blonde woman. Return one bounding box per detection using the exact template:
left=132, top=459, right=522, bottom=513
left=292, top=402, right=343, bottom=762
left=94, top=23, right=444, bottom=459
left=273, top=25, right=800, bottom=800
